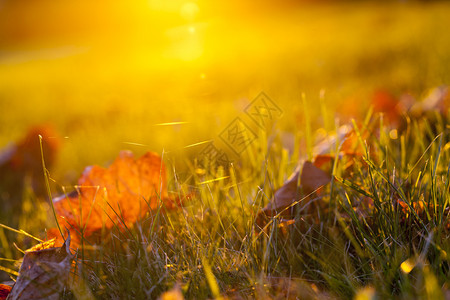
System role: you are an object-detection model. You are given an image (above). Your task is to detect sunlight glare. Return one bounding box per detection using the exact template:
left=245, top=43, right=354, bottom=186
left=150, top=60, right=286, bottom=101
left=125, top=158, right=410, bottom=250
left=164, top=24, right=204, bottom=61
left=180, top=2, right=199, bottom=21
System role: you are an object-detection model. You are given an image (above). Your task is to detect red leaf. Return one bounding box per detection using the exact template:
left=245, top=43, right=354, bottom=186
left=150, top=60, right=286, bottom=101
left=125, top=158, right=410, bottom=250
left=371, top=90, right=401, bottom=126
left=0, top=284, right=12, bottom=300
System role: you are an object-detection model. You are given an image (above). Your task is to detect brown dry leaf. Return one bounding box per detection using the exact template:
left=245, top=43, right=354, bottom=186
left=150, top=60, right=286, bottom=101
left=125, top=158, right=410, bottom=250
left=0, top=284, right=12, bottom=300
left=50, top=151, right=169, bottom=244
left=313, top=124, right=372, bottom=175
left=262, top=166, right=300, bottom=216
left=313, top=137, right=367, bottom=179
left=313, top=154, right=334, bottom=170
left=301, top=161, right=331, bottom=196
left=6, top=235, right=74, bottom=300
left=312, top=124, right=369, bottom=164
left=258, top=124, right=368, bottom=229
left=260, top=161, right=331, bottom=219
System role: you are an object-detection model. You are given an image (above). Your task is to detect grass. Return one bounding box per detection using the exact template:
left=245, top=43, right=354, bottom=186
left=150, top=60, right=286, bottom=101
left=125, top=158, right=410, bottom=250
left=1, top=1, right=450, bottom=299
left=1, top=107, right=449, bottom=299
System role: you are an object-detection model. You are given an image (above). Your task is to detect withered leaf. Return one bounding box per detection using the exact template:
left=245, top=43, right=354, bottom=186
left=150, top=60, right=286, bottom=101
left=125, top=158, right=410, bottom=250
left=50, top=151, right=171, bottom=246
left=300, top=161, right=331, bottom=196
left=262, top=166, right=300, bottom=215
left=6, top=235, right=74, bottom=300
left=0, top=124, right=60, bottom=227
left=371, top=90, right=402, bottom=126
left=261, top=161, right=331, bottom=218
left=0, top=284, right=12, bottom=300
left=313, top=154, right=334, bottom=174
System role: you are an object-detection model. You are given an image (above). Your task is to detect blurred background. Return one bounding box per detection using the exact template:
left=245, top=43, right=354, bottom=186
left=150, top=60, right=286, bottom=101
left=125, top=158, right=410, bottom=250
left=1, top=0, right=450, bottom=184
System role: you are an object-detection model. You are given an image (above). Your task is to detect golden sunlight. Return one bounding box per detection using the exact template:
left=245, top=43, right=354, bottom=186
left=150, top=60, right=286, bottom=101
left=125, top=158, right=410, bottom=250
left=1, top=1, right=450, bottom=298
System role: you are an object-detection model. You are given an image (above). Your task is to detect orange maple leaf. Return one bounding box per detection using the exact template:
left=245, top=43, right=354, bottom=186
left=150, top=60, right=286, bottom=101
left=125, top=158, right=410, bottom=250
left=49, top=151, right=175, bottom=246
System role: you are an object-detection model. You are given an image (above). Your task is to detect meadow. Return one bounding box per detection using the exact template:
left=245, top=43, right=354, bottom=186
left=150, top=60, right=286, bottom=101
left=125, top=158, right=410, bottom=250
left=0, top=1, right=449, bottom=299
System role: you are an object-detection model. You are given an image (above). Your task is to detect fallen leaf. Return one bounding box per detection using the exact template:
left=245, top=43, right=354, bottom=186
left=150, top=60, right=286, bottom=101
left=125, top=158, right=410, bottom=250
left=313, top=154, right=334, bottom=170
left=300, top=161, right=331, bottom=196
left=0, top=284, right=12, bottom=300
left=0, top=124, right=60, bottom=177
left=412, top=86, right=449, bottom=115
left=0, top=124, right=60, bottom=227
left=262, top=165, right=300, bottom=216
left=261, top=161, right=331, bottom=219
left=340, top=127, right=369, bottom=157
left=337, top=94, right=364, bottom=122
left=371, top=90, right=402, bottom=127
left=6, top=234, right=74, bottom=300
left=313, top=124, right=373, bottom=175
left=49, top=150, right=176, bottom=247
